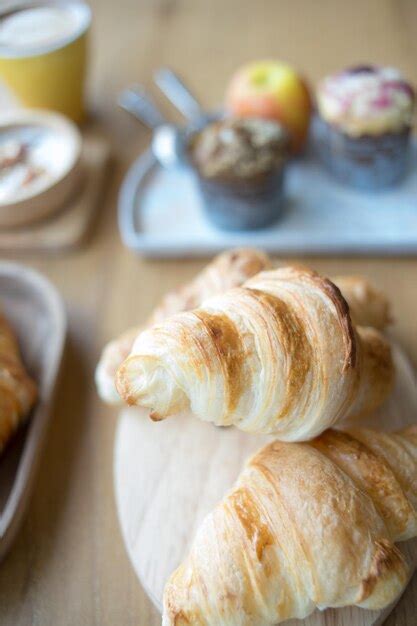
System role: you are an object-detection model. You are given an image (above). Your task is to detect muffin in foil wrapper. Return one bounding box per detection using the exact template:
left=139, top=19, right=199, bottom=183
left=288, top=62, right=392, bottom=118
left=188, top=117, right=288, bottom=231
left=313, top=115, right=411, bottom=190
left=314, top=65, right=415, bottom=190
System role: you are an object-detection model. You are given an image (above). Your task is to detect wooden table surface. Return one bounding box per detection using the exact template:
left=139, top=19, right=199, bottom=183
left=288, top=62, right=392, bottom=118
left=0, top=1, right=416, bottom=624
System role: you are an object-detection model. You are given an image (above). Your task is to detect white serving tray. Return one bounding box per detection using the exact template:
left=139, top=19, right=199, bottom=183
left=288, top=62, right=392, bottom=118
left=118, top=142, right=417, bottom=258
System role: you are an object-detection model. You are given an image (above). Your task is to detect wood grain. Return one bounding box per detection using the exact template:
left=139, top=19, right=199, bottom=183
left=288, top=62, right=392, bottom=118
left=0, top=0, right=416, bottom=625
left=114, top=343, right=417, bottom=626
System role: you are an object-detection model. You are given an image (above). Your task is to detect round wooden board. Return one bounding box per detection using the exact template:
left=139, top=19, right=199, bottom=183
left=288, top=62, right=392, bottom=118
left=114, top=342, right=417, bottom=626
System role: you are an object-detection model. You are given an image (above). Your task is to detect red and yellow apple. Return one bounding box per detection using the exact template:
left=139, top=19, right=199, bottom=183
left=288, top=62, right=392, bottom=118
left=226, top=60, right=312, bottom=154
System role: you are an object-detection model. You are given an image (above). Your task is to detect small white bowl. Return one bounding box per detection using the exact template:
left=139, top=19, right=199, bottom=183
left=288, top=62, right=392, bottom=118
left=0, top=109, right=83, bottom=228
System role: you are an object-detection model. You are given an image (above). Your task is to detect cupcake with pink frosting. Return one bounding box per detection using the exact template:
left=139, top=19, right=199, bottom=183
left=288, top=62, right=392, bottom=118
left=314, top=65, right=415, bottom=190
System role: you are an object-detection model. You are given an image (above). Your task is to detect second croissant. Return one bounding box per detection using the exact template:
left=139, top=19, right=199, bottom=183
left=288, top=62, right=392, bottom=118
left=163, top=425, right=417, bottom=626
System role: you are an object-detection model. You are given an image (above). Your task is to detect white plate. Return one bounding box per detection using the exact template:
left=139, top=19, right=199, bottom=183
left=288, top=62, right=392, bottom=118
left=0, top=262, right=66, bottom=561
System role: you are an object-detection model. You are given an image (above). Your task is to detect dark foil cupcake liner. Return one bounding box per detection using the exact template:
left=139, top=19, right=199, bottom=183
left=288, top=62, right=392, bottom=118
left=313, top=115, right=411, bottom=191
left=194, top=167, right=286, bottom=231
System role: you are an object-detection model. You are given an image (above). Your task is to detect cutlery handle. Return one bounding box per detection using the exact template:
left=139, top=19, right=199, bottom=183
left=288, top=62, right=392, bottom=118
left=154, top=68, right=202, bottom=121
left=118, top=85, right=166, bottom=129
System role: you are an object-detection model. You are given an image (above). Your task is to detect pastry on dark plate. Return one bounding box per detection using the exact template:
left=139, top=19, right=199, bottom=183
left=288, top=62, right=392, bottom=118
left=0, top=312, right=37, bottom=455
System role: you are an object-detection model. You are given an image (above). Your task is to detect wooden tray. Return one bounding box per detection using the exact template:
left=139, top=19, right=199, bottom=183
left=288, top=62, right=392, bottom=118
left=118, top=142, right=417, bottom=258
left=0, top=262, right=66, bottom=561
left=114, top=341, right=417, bottom=626
left=0, top=134, right=110, bottom=253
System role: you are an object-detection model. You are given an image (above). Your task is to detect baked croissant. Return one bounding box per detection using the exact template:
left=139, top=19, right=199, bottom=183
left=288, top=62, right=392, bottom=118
left=0, top=313, right=37, bottom=454
left=117, top=266, right=394, bottom=440
left=332, top=275, right=391, bottom=330
left=95, top=248, right=271, bottom=404
left=96, top=250, right=391, bottom=406
left=163, top=425, right=417, bottom=626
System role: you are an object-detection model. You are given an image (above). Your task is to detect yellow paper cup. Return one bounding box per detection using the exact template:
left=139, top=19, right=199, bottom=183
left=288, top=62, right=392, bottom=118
left=0, top=1, right=91, bottom=123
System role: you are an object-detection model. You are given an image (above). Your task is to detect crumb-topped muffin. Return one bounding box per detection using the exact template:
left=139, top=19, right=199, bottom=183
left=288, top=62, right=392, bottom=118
left=190, top=117, right=288, bottom=180
left=314, top=65, right=415, bottom=190
left=188, top=117, right=289, bottom=230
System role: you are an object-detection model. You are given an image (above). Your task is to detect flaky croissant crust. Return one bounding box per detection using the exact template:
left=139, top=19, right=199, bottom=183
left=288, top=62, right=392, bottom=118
left=117, top=266, right=393, bottom=440
left=332, top=275, right=392, bottom=330
left=0, top=313, right=37, bottom=453
left=96, top=249, right=391, bottom=406
left=163, top=426, right=417, bottom=626
left=95, top=248, right=271, bottom=404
